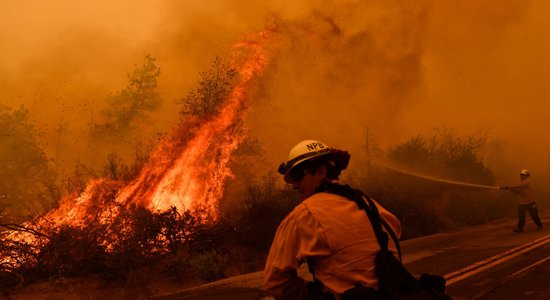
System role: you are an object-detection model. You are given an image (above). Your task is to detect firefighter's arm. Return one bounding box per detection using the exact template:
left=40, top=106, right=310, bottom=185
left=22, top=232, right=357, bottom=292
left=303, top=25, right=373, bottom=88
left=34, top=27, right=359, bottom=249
left=504, top=181, right=528, bottom=193
left=264, top=269, right=310, bottom=300
left=263, top=205, right=329, bottom=300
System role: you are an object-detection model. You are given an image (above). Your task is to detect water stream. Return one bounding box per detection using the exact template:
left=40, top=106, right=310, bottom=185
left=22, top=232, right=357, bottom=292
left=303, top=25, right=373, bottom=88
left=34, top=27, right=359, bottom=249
left=376, top=161, right=500, bottom=190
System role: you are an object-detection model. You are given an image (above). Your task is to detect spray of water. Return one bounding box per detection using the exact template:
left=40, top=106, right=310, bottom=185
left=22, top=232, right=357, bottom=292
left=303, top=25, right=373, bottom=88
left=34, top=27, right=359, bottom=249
left=376, top=161, right=500, bottom=190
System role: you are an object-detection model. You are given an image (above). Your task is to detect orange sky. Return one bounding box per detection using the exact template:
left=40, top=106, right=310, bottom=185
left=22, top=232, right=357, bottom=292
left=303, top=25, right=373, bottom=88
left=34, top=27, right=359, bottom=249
left=1, top=0, right=549, bottom=183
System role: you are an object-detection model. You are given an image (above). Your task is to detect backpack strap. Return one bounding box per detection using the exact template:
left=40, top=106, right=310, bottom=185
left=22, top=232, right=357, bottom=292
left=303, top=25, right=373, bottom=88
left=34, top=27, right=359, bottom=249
left=361, top=193, right=402, bottom=260
left=318, top=182, right=402, bottom=261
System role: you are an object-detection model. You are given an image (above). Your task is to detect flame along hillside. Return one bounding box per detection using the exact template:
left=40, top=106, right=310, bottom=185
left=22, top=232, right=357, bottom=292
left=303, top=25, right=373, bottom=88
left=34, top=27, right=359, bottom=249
left=6, top=29, right=275, bottom=248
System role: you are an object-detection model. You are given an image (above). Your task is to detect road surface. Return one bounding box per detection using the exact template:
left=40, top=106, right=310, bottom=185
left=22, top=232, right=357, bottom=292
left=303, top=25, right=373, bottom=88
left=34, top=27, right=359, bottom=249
left=154, top=211, right=550, bottom=300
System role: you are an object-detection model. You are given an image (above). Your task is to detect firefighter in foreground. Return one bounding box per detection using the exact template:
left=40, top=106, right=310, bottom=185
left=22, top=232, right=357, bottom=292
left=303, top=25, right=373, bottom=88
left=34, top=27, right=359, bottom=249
left=263, top=140, right=401, bottom=299
left=500, top=169, right=543, bottom=232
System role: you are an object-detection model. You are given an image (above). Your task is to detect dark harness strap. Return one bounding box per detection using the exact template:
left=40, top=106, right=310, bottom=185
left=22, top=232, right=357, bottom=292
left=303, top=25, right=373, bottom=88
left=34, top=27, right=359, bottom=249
left=318, top=182, right=402, bottom=261
left=307, top=182, right=403, bottom=298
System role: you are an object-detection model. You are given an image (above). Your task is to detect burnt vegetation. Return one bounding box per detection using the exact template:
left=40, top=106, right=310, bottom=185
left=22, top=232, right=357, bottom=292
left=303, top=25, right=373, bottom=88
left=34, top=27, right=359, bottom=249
left=0, top=55, right=258, bottom=294
left=0, top=204, right=231, bottom=289
left=0, top=55, right=525, bottom=296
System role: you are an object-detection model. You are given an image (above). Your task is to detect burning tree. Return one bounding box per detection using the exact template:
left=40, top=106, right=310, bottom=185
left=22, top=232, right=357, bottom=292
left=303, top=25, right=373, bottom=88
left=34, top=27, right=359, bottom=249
left=179, top=57, right=237, bottom=119
left=87, top=55, right=163, bottom=187
left=0, top=29, right=276, bottom=289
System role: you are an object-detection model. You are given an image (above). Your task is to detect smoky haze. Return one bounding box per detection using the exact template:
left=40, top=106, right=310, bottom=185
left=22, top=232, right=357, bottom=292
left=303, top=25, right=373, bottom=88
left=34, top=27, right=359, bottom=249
left=1, top=1, right=549, bottom=194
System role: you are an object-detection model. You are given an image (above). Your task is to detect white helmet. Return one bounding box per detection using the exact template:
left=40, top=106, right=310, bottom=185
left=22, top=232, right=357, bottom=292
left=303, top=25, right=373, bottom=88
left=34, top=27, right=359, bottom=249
left=520, top=169, right=530, bottom=177
left=278, top=139, right=350, bottom=182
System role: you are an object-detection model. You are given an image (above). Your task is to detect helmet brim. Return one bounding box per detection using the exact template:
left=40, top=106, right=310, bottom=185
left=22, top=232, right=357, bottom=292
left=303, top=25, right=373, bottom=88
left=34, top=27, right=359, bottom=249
left=281, top=150, right=350, bottom=182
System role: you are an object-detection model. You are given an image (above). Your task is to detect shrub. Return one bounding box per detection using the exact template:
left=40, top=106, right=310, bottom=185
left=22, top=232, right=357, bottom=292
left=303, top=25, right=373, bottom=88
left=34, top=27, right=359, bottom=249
left=34, top=224, right=108, bottom=278
left=231, top=173, right=300, bottom=252
left=388, top=127, right=494, bottom=185
left=356, top=127, right=511, bottom=239
left=0, top=203, right=218, bottom=283
left=188, top=250, right=227, bottom=282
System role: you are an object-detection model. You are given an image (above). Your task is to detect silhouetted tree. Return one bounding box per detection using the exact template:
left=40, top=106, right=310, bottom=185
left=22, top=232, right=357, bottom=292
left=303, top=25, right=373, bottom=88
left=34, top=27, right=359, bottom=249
left=87, top=55, right=161, bottom=183
left=388, top=127, right=494, bottom=184
left=178, top=57, right=237, bottom=119
left=94, top=54, right=162, bottom=141
left=0, top=105, right=59, bottom=216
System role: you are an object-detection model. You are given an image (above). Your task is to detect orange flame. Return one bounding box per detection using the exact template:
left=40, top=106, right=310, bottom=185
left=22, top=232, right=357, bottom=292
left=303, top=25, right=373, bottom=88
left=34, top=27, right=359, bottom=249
left=6, top=28, right=276, bottom=246
left=116, top=29, right=274, bottom=220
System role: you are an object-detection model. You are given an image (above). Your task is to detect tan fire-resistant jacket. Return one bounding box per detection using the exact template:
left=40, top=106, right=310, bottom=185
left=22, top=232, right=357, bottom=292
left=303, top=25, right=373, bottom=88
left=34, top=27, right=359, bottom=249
left=263, top=192, right=401, bottom=300
left=507, top=179, right=534, bottom=205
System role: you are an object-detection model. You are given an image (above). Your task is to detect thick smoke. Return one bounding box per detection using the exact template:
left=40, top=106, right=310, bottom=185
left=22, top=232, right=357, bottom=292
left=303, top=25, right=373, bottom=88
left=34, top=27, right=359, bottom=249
left=1, top=0, right=549, bottom=195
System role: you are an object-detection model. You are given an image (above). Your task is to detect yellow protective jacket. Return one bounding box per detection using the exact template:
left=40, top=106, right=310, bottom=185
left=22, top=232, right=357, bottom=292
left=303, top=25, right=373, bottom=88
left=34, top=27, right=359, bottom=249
left=263, top=192, right=401, bottom=300
left=507, top=179, right=534, bottom=205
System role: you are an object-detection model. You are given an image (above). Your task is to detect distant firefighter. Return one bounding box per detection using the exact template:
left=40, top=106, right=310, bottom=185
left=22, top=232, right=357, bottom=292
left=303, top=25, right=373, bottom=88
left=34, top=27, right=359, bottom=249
left=500, top=169, right=543, bottom=232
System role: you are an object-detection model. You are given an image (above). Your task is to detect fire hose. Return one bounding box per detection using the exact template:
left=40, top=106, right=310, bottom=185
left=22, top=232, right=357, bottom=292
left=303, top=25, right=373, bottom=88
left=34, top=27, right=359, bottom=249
left=375, top=161, right=500, bottom=190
